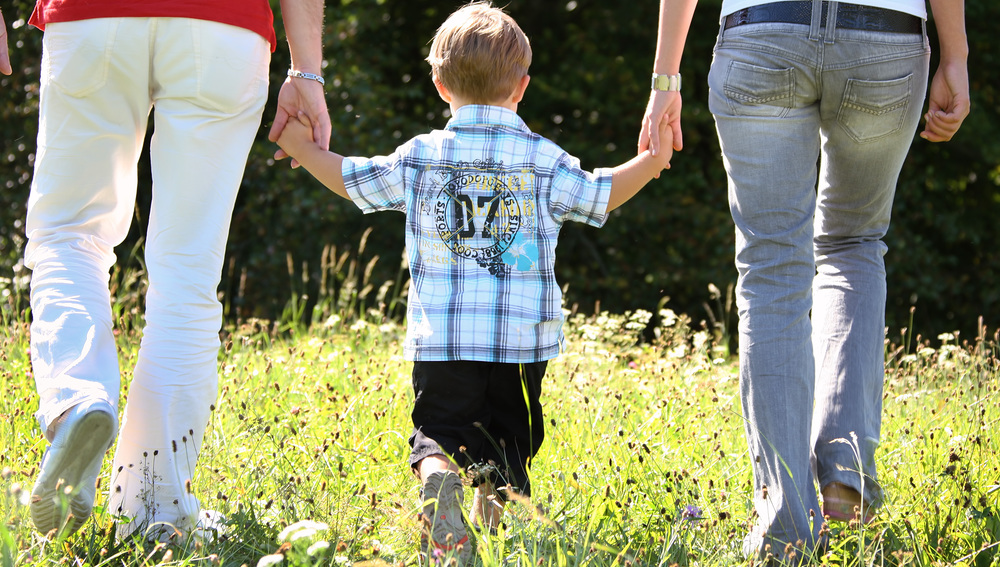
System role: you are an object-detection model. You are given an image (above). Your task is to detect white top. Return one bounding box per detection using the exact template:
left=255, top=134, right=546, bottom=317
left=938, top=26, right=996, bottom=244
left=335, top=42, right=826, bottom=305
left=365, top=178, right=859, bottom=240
left=720, top=0, right=926, bottom=20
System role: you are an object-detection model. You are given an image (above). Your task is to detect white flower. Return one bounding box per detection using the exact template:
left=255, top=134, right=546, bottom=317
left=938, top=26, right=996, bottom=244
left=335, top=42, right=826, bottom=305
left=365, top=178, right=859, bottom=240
left=692, top=330, right=710, bottom=350
left=659, top=308, right=678, bottom=327
left=278, top=520, right=329, bottom=542
left=307, top=541, right=331, bottom=556
left=257, top=554, right=284, bottom=567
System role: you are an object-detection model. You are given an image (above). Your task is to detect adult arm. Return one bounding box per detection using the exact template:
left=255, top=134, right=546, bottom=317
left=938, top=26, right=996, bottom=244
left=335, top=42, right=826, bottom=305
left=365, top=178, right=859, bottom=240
left=638, top=0, right=698, bottom=157
left=269, top=0, right=332, bottom=164
left=1, top=9, right=11, bottom=75
left=920, top=0, right=969, bottom=142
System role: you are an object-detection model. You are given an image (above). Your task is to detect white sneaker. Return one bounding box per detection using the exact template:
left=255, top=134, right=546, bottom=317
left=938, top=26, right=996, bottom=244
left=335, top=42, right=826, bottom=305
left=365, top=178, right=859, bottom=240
left=30, top=399, right=117, bottom=536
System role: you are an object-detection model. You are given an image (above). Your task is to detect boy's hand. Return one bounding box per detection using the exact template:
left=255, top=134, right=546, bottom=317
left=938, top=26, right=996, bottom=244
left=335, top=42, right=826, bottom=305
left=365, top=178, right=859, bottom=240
left=275, top=112, right=317, bottom=164
left=650, top=112, right=673, bottom=177
left=639, top=90, right=683, bottom=156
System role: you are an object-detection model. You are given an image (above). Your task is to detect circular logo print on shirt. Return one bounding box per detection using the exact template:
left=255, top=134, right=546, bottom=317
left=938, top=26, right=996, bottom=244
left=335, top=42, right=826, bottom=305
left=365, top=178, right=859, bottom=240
left=433, top=170, right=522, bottom=263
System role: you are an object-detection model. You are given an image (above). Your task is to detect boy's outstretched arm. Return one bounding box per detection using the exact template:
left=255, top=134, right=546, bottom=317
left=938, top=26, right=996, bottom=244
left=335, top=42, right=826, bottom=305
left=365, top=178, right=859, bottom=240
left=276, top=113, right=349, bottom=199
left=607, top=118, right=673, bottom=212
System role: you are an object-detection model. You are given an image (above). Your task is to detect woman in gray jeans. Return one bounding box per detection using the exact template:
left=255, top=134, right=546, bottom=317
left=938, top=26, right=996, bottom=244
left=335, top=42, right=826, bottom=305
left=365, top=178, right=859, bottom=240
left=640, top=0, right=968, bottom=559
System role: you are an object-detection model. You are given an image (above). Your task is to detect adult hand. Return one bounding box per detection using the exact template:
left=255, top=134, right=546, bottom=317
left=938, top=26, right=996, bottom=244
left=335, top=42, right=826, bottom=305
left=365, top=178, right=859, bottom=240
left=920, top=59, right=970, bottom=142
left=269, top=76, right=331, bottom=167
left=1, top=9, right=12, bottom=76
left=638, top=90, right=683, bottom=157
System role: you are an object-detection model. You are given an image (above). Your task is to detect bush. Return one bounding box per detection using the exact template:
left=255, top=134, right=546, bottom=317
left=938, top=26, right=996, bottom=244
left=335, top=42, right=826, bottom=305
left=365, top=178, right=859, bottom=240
left=1, top=0, right=997, bottom=342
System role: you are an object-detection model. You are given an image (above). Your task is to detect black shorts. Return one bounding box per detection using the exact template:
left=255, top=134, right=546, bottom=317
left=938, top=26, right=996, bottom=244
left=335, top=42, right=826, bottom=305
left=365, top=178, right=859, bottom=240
left=409, top=359, right=547, bottom=499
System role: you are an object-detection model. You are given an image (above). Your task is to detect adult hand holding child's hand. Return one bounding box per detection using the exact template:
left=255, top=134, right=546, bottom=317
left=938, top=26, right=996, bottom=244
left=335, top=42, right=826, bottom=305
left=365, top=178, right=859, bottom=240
left=275, top=112, right=316, bottom=164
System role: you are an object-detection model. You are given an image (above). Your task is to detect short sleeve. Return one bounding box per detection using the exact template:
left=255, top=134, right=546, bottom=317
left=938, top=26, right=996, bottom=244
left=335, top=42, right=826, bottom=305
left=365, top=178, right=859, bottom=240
left=342, top=150, right=408, bottom=214
left=548, top=153, right=613, bottom=227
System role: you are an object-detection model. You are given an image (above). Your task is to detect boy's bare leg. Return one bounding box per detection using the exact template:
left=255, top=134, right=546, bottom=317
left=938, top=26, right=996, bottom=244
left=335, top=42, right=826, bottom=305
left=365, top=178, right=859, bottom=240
left=418, top=454, right=459, bottom=481
left=472, top=482, right=505, bottom=531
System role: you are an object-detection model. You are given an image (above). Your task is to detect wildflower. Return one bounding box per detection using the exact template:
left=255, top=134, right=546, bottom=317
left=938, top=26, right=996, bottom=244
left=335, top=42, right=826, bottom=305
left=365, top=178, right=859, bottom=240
left=681, top=504, right=703, bottom=521
left=278, top=520, right=329, bottom=542
left=307, top=541, right=331, bottom=556
left=659, top=308, right=678, bottom=328
left=256, top=554, right=284, bottom=567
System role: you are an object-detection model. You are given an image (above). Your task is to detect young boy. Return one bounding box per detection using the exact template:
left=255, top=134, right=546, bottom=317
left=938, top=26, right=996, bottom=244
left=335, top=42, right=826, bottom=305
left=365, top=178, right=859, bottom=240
left=275, top=2, right=672, bottom=563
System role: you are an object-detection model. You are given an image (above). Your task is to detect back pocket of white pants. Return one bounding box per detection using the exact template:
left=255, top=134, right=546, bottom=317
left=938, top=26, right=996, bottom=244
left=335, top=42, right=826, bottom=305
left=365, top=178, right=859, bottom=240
left=191, top=21, right=270, bottom=114
left=722, top=60, right=795, bottom=117
left=837, top=75, right=912, bottom=143
left=43, top=20, right=119, bottom=97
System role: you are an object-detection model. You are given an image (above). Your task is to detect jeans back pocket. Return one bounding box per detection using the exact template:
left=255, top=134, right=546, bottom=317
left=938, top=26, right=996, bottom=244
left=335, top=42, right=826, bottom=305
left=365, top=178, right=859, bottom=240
left=722, top=60, right=796, bottom=118
left=837, top=75, right=912, bottom=143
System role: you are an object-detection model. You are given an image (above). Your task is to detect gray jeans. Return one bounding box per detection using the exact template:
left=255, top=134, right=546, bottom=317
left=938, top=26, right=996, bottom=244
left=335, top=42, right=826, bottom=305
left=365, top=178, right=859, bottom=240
left=708, top=3, right=930, bottom=556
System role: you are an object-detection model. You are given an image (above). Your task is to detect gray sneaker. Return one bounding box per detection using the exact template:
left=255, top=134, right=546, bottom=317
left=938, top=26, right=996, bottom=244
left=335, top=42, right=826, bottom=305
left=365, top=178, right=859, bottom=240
left=30, top=399, right=117, bottom=536
left=420, top=470, right=471, bottom=565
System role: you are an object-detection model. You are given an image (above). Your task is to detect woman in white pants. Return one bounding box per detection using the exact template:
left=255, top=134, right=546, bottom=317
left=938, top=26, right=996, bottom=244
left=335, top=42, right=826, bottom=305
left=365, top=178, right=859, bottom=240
left=18, top=0, right=330, bottom=540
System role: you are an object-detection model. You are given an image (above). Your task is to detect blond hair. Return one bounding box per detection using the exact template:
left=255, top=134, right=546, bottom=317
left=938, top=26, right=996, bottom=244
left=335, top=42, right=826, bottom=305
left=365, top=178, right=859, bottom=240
left=426, top=2, right=532, bottom=104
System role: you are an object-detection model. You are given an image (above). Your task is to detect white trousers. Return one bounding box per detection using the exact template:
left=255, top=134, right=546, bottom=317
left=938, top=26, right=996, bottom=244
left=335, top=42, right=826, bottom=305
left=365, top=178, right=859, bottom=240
left=26, top=17, right=270, bottom=535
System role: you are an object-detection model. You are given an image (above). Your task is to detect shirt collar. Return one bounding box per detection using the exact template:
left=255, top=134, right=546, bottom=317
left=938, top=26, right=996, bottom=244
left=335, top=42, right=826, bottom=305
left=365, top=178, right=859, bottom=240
left=444, top=104, right=530, bottom=133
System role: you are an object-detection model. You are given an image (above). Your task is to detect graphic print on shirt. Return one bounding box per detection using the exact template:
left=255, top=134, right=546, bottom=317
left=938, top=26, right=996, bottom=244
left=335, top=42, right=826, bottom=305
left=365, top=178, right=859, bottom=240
left=424, top=159, right=538, bottom=277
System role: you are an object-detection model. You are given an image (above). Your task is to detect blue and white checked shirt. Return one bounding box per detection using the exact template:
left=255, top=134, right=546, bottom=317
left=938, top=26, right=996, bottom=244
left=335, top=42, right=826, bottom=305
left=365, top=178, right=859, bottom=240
left=343, top=105, right=613, bottom=362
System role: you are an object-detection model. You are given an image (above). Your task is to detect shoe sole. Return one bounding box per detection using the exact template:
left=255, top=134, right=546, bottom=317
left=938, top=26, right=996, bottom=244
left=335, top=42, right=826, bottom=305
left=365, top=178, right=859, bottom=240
left=30, top=410, right=115, bottom=535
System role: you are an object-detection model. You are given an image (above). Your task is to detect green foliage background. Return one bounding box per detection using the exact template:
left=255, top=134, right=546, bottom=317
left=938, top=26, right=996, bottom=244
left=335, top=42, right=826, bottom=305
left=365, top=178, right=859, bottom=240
left=1, top=0, right=997, bottom=339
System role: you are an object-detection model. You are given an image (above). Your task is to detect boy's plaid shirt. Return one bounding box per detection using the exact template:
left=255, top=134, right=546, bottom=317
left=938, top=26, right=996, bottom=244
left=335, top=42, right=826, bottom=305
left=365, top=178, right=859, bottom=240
left=343, top=105, right=612, bottom=363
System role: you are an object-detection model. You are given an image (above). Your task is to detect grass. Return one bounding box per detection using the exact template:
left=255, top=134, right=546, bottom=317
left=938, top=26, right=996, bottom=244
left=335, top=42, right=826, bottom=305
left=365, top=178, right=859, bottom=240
left=1, top=263, right=999, bottom=567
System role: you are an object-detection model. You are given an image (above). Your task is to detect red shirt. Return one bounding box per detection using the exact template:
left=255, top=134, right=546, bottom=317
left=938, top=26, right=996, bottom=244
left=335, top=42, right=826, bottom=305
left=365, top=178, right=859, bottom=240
left=30, top=0, right=276, bottom=51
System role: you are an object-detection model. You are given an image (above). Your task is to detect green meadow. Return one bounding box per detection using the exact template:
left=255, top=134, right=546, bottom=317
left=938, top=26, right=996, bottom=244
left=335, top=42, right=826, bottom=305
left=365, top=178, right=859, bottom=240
left=2, top=261, right=999, bottom=567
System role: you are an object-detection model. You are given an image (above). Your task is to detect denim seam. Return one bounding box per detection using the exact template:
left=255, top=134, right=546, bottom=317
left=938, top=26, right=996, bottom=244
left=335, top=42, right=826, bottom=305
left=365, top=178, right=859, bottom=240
left=726, top=92, right=792, bottom=105
left=841, top=100, right=906, bottom=116
left=822, top=49, right=929, bottom=72
left=716, top=42, right=814, bottom=68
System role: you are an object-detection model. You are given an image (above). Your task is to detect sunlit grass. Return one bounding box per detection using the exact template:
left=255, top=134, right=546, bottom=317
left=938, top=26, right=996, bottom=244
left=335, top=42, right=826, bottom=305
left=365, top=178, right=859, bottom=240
left=2, top=264, right=999, bottom=566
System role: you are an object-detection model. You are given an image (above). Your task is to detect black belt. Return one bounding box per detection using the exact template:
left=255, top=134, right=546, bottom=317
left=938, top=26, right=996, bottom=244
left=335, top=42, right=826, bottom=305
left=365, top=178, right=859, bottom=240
left=724, top=1, right=922, bottom=34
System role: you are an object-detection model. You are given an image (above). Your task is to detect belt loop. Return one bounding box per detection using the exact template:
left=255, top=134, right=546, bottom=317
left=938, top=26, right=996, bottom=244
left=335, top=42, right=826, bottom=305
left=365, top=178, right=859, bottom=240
left=808, top=0, right=824, bottom=41
left=824, top=1, right=838, bottom=43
